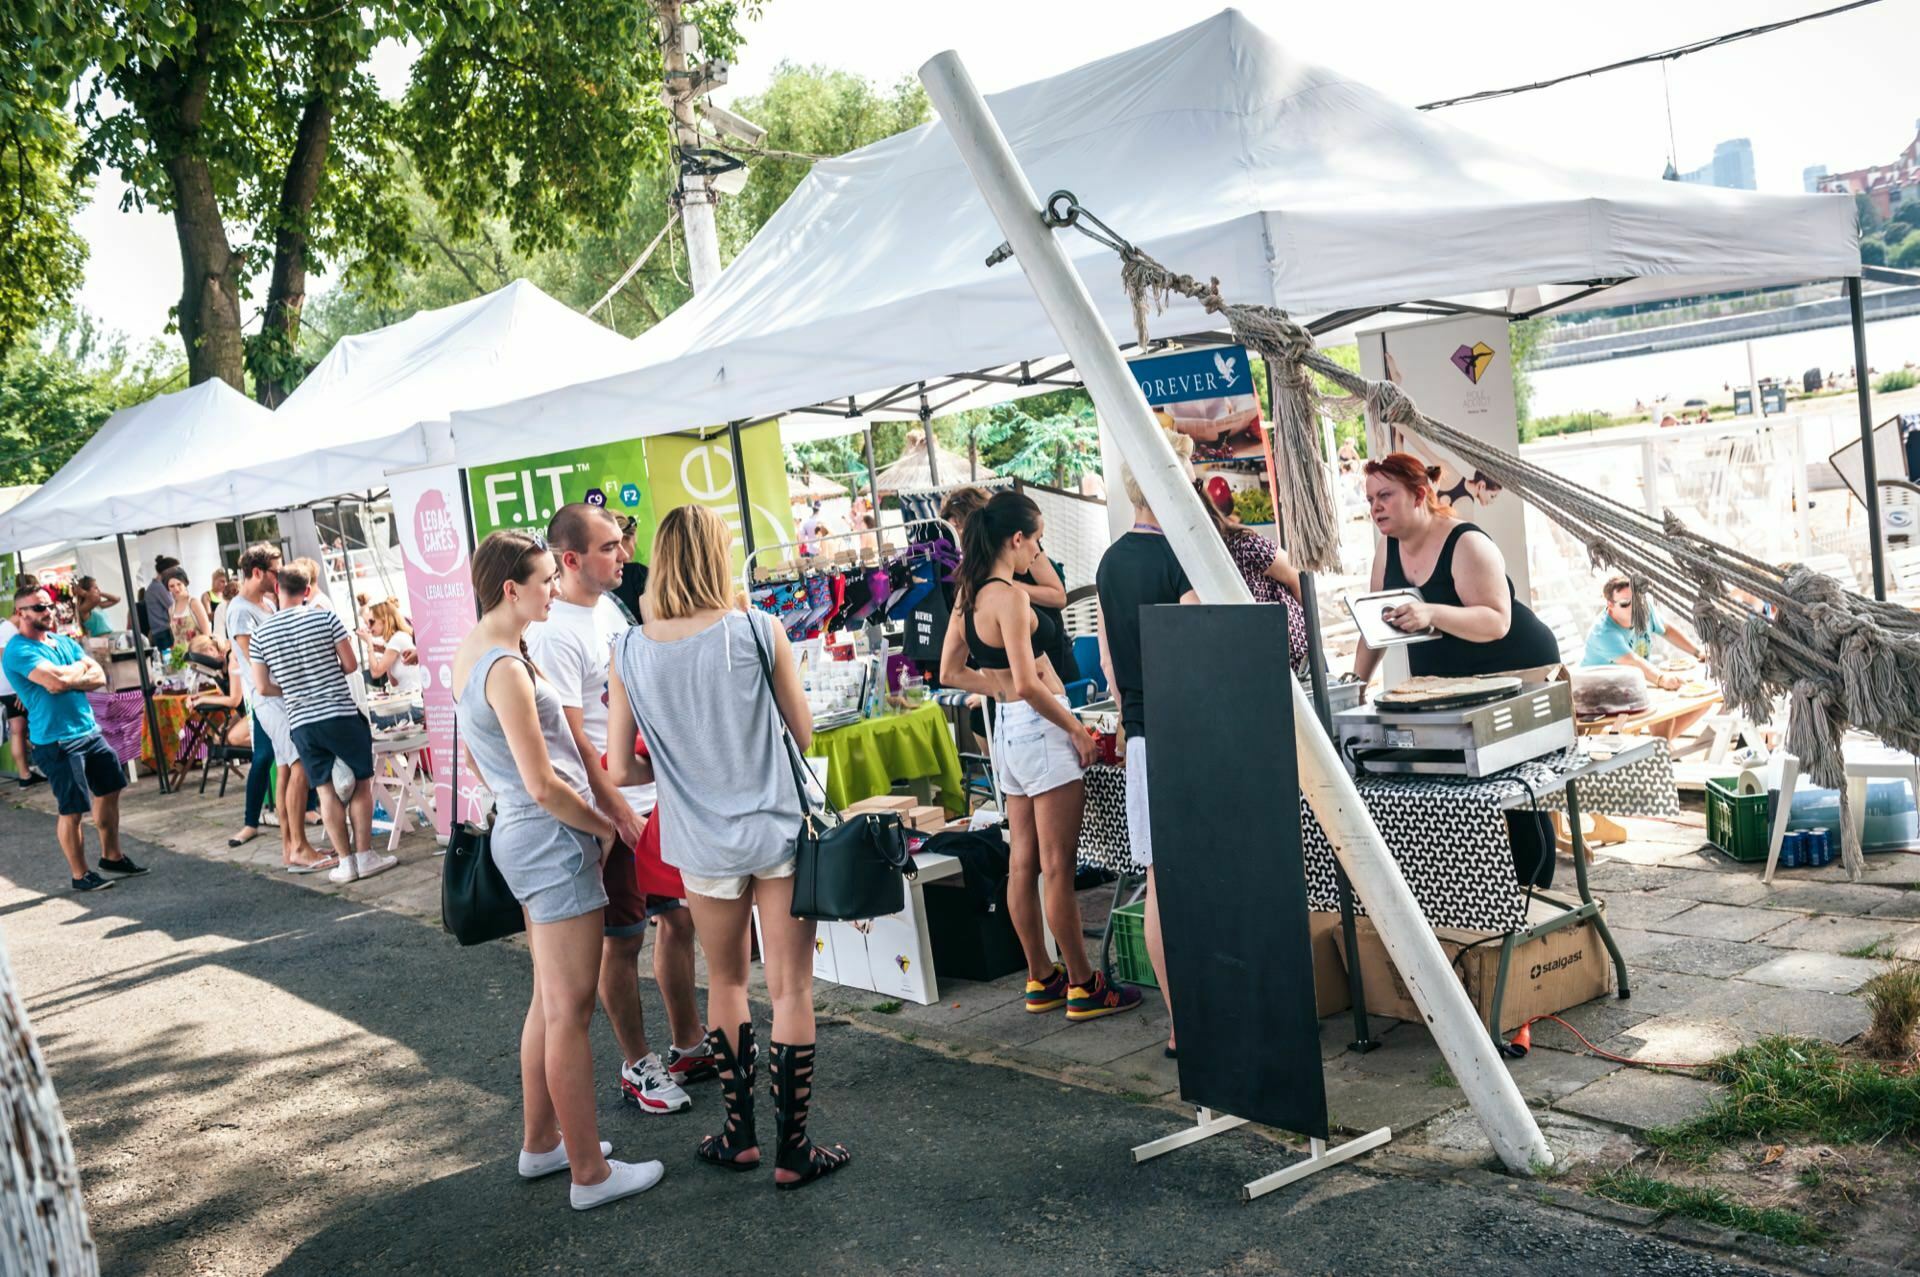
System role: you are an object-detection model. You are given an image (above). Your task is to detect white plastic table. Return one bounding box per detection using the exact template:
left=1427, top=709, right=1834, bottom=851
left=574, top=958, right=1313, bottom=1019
left=370, top=728, right=434, bottom=851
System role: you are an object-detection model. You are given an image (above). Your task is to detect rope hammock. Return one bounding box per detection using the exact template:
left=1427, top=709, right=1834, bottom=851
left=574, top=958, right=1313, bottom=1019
left=1046, top=197, right=1919, bottom=880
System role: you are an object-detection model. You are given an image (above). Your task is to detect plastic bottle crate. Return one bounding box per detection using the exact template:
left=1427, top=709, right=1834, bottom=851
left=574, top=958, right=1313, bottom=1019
left=1704, top=775, right=1771, bottom=863
left=1109, top=898, right=1158, bottom=989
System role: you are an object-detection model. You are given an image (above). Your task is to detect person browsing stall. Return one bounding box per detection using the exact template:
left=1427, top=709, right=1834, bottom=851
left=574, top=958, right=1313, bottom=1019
left=3, top=584, right=146, bottom=891
left=1582, top=575, right=1701, bottom=690
left=226, top=544, right=328, bottom=867
left=144, top=556, right=179, bottom=650
left=1350, top=451, right=1563, bottom=889
left=526, top=503, right=701, bottom=1118
left=1095, top=430, right=1202, bottom=1057
left=73, top=576, right=120, bottom=638
left=943, top=491, right=1142, bottom=1025
left=454, top=530, right=666, bottom=1213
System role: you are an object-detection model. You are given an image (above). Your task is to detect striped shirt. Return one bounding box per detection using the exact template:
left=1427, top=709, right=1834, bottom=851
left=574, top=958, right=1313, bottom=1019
left=249, top=605, right=359, bottom=729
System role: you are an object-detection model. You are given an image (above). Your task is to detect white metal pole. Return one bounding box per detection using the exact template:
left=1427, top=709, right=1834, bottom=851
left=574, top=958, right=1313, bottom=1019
left=921, top=48, right=1552, bottom=1177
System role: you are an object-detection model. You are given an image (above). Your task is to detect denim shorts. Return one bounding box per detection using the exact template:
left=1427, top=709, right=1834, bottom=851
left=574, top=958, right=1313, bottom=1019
left=992, top=696, right=1085, bottom=798
left=290, top=713, right=374, bottom=783
left=34, top=732, right=126, bottom=817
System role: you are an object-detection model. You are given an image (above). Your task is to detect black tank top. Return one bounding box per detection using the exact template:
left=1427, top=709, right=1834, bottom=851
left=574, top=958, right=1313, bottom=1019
left=1382, top=522, right=1560, bottom=678
left=963, top=579, right=1061, bottom=672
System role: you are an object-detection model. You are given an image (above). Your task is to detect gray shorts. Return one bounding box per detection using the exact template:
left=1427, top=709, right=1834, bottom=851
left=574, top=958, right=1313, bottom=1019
left=493, top=810, right=609, bottom=925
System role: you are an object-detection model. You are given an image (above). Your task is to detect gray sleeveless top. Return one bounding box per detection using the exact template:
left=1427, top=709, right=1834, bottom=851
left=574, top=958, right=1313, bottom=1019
left=456, top=646, right=593, bottom=820
left=614, top=608, right=803, bottom=878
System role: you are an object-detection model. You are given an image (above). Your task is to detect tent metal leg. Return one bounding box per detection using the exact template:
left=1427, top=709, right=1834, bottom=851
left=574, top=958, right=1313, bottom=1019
left=114, top=534, right=170, bottom=795
left=727, top=420, right=755, bottom=558
left=1849, top=276, right=1885, bottom=601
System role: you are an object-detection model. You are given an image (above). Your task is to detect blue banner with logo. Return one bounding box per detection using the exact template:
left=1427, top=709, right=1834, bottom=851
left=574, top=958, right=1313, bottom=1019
left=1127, top=344, right=1253, bottom=406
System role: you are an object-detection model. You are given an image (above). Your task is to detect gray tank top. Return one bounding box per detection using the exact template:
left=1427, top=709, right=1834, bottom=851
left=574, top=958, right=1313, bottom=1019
left=455, top=646, right=592, bottom=816
left=614, top=609, right=803, bottom=878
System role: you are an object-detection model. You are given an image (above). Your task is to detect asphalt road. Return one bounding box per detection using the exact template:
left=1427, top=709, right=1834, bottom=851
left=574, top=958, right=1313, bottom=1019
left=0, top=804, right=1780, bottom=1277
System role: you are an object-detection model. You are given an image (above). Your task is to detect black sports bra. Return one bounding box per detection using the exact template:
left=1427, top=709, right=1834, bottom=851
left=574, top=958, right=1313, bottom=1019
left=963, top=578, right=1060, bottom=671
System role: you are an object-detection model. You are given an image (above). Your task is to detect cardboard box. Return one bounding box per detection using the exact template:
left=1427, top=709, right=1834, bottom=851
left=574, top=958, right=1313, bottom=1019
left=1307, top=911, right=1352, bottom=1018
left=1338, top=896, right=1612, bottom=1033
left=845, top=794, right=915, bottom=815
left=903, top=805, right=947, bottom=833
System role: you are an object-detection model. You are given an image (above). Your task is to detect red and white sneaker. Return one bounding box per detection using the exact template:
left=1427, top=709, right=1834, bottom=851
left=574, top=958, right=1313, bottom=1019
left=620, top=1053, right=692, bottom=1114
left=665, top=1039, right=719, bottom=1084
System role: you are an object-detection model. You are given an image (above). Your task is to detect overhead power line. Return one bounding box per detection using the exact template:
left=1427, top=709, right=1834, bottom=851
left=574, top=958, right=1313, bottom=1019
left=1417, top=0, right=1884, bottom=111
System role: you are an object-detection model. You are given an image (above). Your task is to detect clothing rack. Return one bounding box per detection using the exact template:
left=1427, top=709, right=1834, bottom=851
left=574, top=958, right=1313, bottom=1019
left=740, top=515, right=961, bottom=593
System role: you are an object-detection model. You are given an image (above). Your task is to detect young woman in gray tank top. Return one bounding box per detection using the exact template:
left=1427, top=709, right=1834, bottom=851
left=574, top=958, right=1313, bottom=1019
left=452, top=531, right=663, bottom=1213
left=605, top=505, right=850, bottom=1190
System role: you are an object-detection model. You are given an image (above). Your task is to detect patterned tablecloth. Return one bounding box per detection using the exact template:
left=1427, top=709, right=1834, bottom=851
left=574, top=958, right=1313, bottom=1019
left=1078, top=741, right=1679, bottom=931
left=87, top=690, right=204, bottom=773
left=806, top=702, right=965, bottom=815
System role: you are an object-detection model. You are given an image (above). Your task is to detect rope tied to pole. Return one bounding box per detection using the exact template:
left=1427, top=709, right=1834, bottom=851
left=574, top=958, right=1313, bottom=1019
left=1071, top=221, right=1920, bottom=878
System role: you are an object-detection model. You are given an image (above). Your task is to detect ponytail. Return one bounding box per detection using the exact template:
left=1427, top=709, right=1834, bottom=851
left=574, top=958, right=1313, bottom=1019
left=956, top=491, right=1042, bottom=610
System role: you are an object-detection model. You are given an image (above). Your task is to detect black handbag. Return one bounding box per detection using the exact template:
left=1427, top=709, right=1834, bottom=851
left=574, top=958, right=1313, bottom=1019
left=439, top=705, right=526, bottom=945
left=745, top=615, right=915, bottom=922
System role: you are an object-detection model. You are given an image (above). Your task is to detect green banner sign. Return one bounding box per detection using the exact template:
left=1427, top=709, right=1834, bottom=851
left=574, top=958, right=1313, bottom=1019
left=466, top=438, right=658, bottom=558
left=642, top=422, right=794, bottom=570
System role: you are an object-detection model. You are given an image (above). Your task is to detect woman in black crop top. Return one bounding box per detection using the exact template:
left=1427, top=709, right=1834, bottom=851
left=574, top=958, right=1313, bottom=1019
left=941, top=492, right=1141, bottom=1021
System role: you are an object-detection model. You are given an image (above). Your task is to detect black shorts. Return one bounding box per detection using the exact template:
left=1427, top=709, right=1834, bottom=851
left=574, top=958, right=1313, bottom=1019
left=34, top=733, right=127, bottom=816
left=289, top=713, right=374, bottom=785
left=0, top=693, right=23, bottom=719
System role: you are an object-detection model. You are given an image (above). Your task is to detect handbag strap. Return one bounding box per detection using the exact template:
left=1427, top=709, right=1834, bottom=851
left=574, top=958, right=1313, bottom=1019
left=741, top=610, right=834, bottom=823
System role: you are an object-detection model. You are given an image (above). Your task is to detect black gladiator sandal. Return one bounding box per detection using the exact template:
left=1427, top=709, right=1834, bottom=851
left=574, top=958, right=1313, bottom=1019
left=695, top=1022, right=759, bottom=1171
left=769, top=1040, right=851, bottom=1191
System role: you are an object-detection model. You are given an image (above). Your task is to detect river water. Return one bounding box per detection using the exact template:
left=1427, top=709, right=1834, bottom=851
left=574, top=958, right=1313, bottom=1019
left=1532, top=312, right=1920, bottom=419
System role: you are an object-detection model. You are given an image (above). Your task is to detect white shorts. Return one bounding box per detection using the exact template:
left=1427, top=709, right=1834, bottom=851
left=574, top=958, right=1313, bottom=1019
left=252, top=696, right=297, bottom=768
left=680, top=857, right=796, bottom=902
left=993, top=696, right=1085, bottom=798
left=1125, top=735, right=1153, bottom=868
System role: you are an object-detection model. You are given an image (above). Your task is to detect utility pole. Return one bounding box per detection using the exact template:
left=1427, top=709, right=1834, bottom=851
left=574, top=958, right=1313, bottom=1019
left=656, top=0, right=725, bottom=292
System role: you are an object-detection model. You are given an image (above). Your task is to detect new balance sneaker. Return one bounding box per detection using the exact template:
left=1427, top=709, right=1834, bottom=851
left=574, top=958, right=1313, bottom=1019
left=71, top=871, right=115, bottom=893
left=1025, top=962, right=1071, bottom=1013
left=620, top=1053, right=692, bottom=1114
left=1066, top=971, right=1143, bottom=1021
left=97, top=854, right=148, bottom=877
left=665, top=1039, right=718, bottom=1084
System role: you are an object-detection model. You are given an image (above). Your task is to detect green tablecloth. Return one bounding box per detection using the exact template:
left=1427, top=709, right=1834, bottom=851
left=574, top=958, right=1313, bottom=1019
left=805, top=702, right=964, bottom=814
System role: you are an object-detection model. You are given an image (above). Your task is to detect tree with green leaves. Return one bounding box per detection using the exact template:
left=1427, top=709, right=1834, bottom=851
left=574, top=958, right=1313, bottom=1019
left=0, top=23, right=88, bottom=354
left=0, top=312, right=183, bottom=486
left=16, top=0, right=751, bottom=400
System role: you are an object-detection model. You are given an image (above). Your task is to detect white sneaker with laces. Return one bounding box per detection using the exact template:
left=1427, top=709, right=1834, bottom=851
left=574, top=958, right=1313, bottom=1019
left=570, top=1158, right=665, bottom=1211
left=621, top=1053, right=692, bottom=1114
left=326, top=856, right=359, bottom=885
left=518, top=1139, right=612, bottom=1179
left=354, top=851, right=399, bottom=879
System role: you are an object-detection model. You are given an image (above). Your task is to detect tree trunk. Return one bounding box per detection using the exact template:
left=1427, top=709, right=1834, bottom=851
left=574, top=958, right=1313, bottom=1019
left=1, top=941, right=98, bottom=1276
left=168, top=154, right=247, bottom=390
left=255, top=93, right=334, bottom=407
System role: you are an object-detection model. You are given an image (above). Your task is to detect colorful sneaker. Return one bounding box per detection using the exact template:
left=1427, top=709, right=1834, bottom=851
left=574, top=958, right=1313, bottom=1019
left=1025, top=962, right=1071, bottom=1013
left=1066, top=971, right=1143, bottom=1021
left=665, top=1039, right=718, bottom=1084
left=621, top=1053, right=692, bottom=1114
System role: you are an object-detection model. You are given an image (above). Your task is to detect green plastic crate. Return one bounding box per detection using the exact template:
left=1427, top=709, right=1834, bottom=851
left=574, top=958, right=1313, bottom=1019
left=1110, top=898, right=1158, bottom=989
left=1705, top=775, right=1771, bottom=862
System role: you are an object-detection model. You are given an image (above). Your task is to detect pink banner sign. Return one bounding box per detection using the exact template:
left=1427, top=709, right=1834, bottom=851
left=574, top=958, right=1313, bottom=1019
left=388, top=464, right=483, bottom=835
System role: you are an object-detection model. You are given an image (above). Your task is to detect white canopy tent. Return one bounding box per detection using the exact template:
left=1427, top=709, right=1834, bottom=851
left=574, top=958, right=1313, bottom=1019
left=449, top=6, right=1858, bottom=473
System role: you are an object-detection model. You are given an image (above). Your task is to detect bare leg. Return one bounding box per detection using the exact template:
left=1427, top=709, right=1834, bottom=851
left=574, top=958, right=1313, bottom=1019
left=527, top=912, right=611, bottom=1186
left=1144, top=866, right=1173, bottom=1048
left=285, top=763, right=324, bottom=863
left=652, top=907, right=703, bottom=1050
left=54, top=814, right=86, bottom=879
left=686, top=890, right=759, bottom=1166
left=597, top=932, right=650, bottom=1065
left=347, top=778, right=373, bottom=855
left=1032, top=779, right=1093, bottom=986
left=1003, top=794, right=1060, bottom=981
left=93, top=790, right=123, bottom=863
left=520, top=971, right=559, bottom=1153
left=315, top=782, right=352, bottom=873
left=10, top=717, right=30, bottom=780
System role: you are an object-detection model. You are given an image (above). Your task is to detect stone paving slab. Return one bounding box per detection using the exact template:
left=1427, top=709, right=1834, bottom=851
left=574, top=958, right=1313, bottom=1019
left=1613, top=967, right=1741, bottom=1016
left=1503, top=1045, right=1620, bottom=1102
left=1648, top=871, right=1778, bottom=907
left=1525, top=999, right=1651, bottom=1055
left=1759, top=879, right=1910, bottom=916
left=1322, top=1065, right=1467, bottom=1136
left=1737, top=950, right=1886, bottom=995
left=1024, top=1001, right=1171, bottom=1066
left=1735, top=982, right=1871, bottom=1041
left=1868, top=892, right=1920, bottom=920
left=1644, top=902, right=1797, bottom=942
left=1632, top=934, right=1783, bottom=978
left=1554, top=1068, right=1723, bottom=1133
left=1758, top=912, right=1920, bottom=956
left=1584, top=862, right=1680, bottom=894
left=1585, top=890, right=1695, bottom=929
left=1601, top=1014, right=1745, bottom=1063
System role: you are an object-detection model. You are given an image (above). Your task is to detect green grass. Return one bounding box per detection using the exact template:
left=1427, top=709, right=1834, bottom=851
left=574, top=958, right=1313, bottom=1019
left=870, top=1000, right=903, bottom=1015
left=1591, top=1170, right=1824, bottom=1247
left=1426, top=1065, right=1457, bottom=1089
left=1648, top=1036, right=1920, bottom=1159
left=1842, top=939, right=1894, bottom=959
left=1876, top=369, right=1919, bottom=395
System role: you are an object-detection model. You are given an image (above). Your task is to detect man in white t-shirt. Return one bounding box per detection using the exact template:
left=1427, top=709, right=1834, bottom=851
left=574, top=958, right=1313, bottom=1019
left=527, top=503, right=703, bottom=1114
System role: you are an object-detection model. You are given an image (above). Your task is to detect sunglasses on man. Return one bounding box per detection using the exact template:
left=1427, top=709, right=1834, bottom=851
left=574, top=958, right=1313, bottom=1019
left=16, top=603, right=50, bottom=614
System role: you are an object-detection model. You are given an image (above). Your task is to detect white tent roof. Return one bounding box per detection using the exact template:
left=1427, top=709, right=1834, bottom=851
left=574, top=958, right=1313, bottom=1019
left=0, top=380, right=277, bottom=550
left=0, top=281, right=635, bottom=552
left=448, top=7, right=1857, bottom=468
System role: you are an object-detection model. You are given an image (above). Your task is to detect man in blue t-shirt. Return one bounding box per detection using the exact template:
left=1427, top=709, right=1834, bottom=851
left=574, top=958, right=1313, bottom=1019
left=1, top=584, right=147, bottom=891
left=1581, top=575, right=1701, bottom=690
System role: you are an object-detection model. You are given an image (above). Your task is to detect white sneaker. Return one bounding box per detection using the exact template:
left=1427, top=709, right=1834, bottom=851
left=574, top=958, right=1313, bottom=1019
left=569, top=1158, right=664, bottom=1211
left=518, top=1139, right=612, bottom=1179
left=620, top=1053, right=692, bottom=1114
left=353, top=851, right=398, bottom=880
left=326, top=856, right=360, bottom=885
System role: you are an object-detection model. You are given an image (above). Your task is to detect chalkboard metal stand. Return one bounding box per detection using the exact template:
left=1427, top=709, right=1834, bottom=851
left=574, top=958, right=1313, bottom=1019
left=1134, top=1118, right=1393, bottom=1203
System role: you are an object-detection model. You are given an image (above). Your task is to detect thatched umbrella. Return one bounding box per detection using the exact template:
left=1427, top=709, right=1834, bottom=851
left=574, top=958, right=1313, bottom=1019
left=788, top=471, right=848, bottom=503
left=874, top=428, right=994, bottom=494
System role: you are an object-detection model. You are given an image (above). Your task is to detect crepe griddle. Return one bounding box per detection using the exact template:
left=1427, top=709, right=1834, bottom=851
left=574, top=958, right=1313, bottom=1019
left=1372, top=676, right=1522, bottom=714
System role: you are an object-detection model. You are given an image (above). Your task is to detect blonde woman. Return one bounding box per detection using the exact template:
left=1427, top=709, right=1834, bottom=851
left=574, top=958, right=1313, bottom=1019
left=606, top=504, right=850, bottom=1191
left=364, top=599, right=421, bottom=695
left=452, top=531, right=664, bottom=1212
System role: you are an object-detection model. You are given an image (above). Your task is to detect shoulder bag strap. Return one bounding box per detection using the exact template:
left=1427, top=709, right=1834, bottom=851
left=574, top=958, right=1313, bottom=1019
left=741, top=610, right=833, bottom=823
